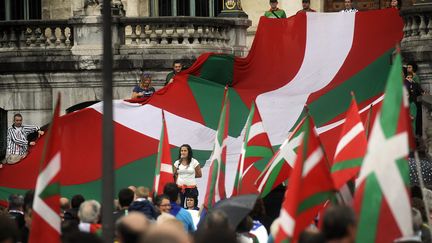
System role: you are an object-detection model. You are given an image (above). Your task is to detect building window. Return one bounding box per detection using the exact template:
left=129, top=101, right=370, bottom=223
left=158, top=0, right=223, bottom=17
left=0, top=0, right=41, bottom=20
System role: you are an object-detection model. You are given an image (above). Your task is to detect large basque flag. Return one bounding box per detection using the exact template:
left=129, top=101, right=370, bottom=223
left=0, top=10, right=403, bottom=204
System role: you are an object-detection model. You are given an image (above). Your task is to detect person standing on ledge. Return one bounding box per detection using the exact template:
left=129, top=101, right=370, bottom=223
left=297, top=0, right=316, bottom=13
left=264, top=0, right=287, bottom=18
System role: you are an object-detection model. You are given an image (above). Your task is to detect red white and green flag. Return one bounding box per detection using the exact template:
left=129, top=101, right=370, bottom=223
left=275, top=115, right=335, bottom=243
left=152, top=110, right=174, bottom=198
left=203, top=88, right=230, bottom=209
left=29, top=95, right=62, bottom=243
left=0, top=10, right=403, bottom=204
left=354, top=53, right=413, bottom=242
left=232, top=101, right=274, bottom=196
left=256, top=117, right=306, bottom=198
left=331, top=96, right=367, bottom=190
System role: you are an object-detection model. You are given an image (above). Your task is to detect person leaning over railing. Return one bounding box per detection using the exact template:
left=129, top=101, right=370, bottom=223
left=1, top=113, right=44, bottom=168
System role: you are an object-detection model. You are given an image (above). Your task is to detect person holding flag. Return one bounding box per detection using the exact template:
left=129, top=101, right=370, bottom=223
left=174, top=144, right=202, bottom=208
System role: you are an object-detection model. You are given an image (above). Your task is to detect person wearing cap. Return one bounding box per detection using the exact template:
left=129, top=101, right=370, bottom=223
left=264, top=0, right=287, bottom=18
left=297, top=0, right=316, bottom=13
left=131, top=73, right=156, bottom=99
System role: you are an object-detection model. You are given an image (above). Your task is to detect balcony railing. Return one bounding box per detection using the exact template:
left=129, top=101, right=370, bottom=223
left=0, top=20, right=72, bottom=51
left=0, top=16, right=250, bottom=57
left=401, top=6, right=432, bottom=42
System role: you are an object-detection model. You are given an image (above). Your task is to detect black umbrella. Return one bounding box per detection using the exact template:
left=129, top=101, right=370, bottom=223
left=212, top=194, right=259, bottom=229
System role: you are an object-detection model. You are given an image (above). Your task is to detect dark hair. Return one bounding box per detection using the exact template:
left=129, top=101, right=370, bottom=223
left=118, top=188, right=135, bottom=208
left=178, top=144, right=193, bottom=165
left=13, top=113, right=22, bottom=120
left=116, top=221, right=143, bottom=243
left=71, top=195, right=85, bottom=209
left=163, top=183, right=179, bottom=202
left=322, top=206, right=356, bottom=240
left=8, top=194, right=24, bottom=210
left=407, top=62, right=418, bottom=73
left=144, top=233, right=181, bottom=243
left=155, top=194, right=171, bottom=207
left=172, top=60, right=182, bottom=66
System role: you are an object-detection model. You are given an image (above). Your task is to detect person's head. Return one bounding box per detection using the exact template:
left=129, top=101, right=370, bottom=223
left=269, top=0, right=278, bottom=9
left=302, top=0, right=311, bottom=10
left=13, top=114, right=23, bottom=128
left=116, top=212, right=150, bottom=243
left=118, top=188, right=135, bottom=208
left=173, top=60, right=183, bottom=74
left=8, top=194, right=24, bottom=211
left=71, top=194, right=85, bottom=209
left=156, top=194, right=172, bottom=213
left=60, top=197, right=71, bottom=211
left=78, top=200, right=101, bottom=224
left=140, top=73, right=152, bottom=88
left=407, top=63, right=417, bottom=74
left=406, top=73, right=413, bottom=82
left=236, top=216, right=253, bottom=233
left=163, top=183, right=179, bottom=203
left=344, top=0, right=353, bottom=9
left=136, top=186, right=150, bottom=199
left=178, top=144, right=193, bottom=163
left=200, top=209, right=230, bottom=231
left=185, top=197, right=196, bottom=210
left=390, top=0, right=398, bottom=8
left=150, top=217, right=190, bottom=243
left=0, top=214, right=19, bottom=243
left=322, top=205, right=357, bottom=243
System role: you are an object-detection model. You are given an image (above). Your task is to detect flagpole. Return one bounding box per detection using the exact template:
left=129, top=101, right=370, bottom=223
left=102, top=0, right=115, bottom=242
left=414, top=151, right=432, bottom=228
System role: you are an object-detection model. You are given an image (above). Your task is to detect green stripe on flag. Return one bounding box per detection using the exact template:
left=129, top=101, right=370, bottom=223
left=39, top=182, right=60, bottom=200
left=199, top=55, right=234, bottom=86
left=245, top=146, right=274, bottom=158
left=356, top=174, right=382, bottom=243
left=309, top=49, right=394, bottom=127
left=331, top=158, right=362, bottom=172
left=261, top=159, right=285, bottom=197
left=297, top=191, right=334, bottom=214
left=380, top=54, right=403, bottom=138
left=396, top=157, right=410, bottom=185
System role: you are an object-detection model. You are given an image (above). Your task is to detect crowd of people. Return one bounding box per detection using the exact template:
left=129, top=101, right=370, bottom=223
left=2, top=183, right=432, bottom=243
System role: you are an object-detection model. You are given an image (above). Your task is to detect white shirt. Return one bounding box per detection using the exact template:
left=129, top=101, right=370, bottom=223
left=174, top=158, right=200, bottom=186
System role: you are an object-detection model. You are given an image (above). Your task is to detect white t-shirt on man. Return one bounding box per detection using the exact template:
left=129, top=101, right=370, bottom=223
left=174, top=158, right=200, bottom=186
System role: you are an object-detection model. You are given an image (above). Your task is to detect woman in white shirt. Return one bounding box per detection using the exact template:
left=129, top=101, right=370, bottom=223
left=173, top=144, right=202, bottom=208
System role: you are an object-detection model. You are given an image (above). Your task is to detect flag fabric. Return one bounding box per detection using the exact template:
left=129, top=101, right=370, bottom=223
left=0, top=10, right=403, bottom=203
left=29, top=95, right=62, bottom=243
left=256, top=117, right=306, bottom=198
left=331, top=96, right=367, bottom=190
left=275, top=115, right=335, bottom=243
left=232, top=101, right=274, bottom=196
left=203, top=88, right=230, bottom=209
left=152, top=110, right=174, bottom=197
left=354, top=53, right=413, bottom=243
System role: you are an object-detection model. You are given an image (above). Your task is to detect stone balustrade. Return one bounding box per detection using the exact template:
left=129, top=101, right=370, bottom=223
left=0, top=16, right=250, bottom=58
left=0, top=20, right=72, bottom=52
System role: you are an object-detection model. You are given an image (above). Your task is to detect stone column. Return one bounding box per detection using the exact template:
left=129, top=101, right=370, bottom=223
left=218, top=0, right=248, bottom=18
left=126, top=0, right=140, bottom=16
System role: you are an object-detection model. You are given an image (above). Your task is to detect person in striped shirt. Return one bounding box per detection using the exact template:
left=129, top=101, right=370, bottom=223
left=2, top=113, right=44, bottom=166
